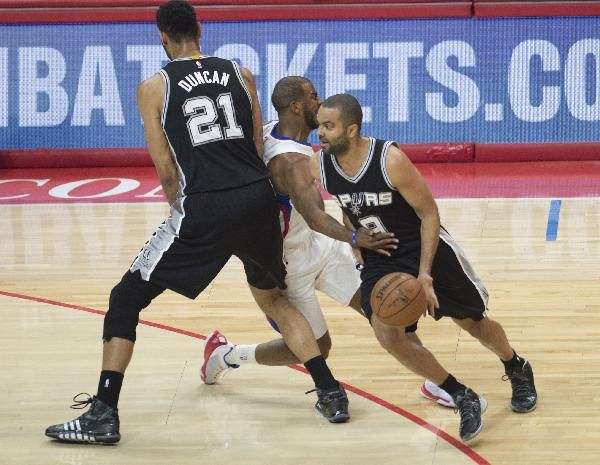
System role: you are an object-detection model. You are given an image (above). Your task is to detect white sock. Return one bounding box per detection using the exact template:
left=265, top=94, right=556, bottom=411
left=224, top=344, right=258, bottom=366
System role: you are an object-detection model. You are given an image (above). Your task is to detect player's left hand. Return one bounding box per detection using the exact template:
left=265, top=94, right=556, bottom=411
left=355, top=228, right=399, bottom=256
left=418, top=273, right=439, bottom=318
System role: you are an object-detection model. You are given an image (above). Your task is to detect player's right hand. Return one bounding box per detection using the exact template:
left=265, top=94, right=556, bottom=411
left=355, top=228, right=398, bottom=256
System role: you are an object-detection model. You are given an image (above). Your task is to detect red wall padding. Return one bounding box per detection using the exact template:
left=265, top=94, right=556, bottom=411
left=2, top=1, right=600, bottom=23
left=0, top=149, right=154, bottom=169
left=475, top=143, right=600, bottom=162
left=0, top=145, right=475, bottom=169
left=1, top=0, right=462, bottom=6
left=3, top=143, right=600, bottom=168
left=0, top=3, right=472, bottom=23
left=474, top=1, right=600, bottom=17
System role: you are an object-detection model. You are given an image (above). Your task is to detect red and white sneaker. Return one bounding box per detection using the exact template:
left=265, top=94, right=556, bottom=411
left=421, top=379, right=456, bottom=408
left=201, top=330, right=237, bottom=385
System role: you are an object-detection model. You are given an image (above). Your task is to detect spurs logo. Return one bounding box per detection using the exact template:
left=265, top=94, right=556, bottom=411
left=350, top=193, right=364, bottom=216
left=336, top=191, right=393, bottom=214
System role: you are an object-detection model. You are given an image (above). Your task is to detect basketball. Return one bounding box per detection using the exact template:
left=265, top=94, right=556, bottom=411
left=370, top=272, right=426, bottom=327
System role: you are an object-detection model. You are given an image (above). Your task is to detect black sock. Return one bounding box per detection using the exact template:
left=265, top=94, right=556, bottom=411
left=304, top=356, right=338, bottom=390
left=97, top=370, right=124, bottom=409
left=502, top=350, right=523, bottom=371
left=439, top=374, right=467, bottom=397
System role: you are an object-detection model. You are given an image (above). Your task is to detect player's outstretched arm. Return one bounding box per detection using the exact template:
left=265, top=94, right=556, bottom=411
left=137, top=74, right=180, bottom=205
left=240, top=67, right=264, bottom=158
left=386, top=145, right=440, bottom=314
left=269, top=153, right=398, bottom=254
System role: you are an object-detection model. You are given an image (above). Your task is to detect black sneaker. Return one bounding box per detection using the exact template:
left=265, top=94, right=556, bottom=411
left=45, top=393, right=120, bottom=444
left=307, top=385, right=350, bottom=423
left=503, top=359, right=537, bottom=413
left=452, top=388, right=487, bottom=443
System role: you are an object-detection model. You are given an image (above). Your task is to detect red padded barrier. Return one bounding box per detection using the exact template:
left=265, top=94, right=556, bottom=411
left=2, top=0, right=460, bottom=5
left=0, top=3, right=472, bottom=23
left=400, top=144, right=475, bottom=163
left=1, top=0, right=302, bottom=6
left=475, top=143, right=600, bottom=162
left=2, top=1, right=599, bottom=23
left=0, top=144, right=475, bottom=168
left=0, top=149, right=154, bottom=169
left=475, top=1, right=600, bottom=17
left=5, top=143, right=600, bottom=168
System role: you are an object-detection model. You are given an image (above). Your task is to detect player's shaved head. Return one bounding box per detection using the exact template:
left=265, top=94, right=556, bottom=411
left=320, top=94, right=363, bottom=132
left=271, top=76, right=313, bottom=113
left=156, top=0, right=200, bottom=42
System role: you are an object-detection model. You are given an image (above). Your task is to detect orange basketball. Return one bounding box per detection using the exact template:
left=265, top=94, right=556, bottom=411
left=370, top=272, right=426, bottom=327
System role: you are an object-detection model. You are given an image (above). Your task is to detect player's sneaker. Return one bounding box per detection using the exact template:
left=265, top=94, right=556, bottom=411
left=503, top=359, right=537, bottom=413
left=45, top=393, right=120, bottom=444
left=420, top=379, right=455, bottom=408
left=307, top=384, right=350, bottom=423
left=201, top=330, right=238, bottom=385
left=452, top=388, right=487, bottom=443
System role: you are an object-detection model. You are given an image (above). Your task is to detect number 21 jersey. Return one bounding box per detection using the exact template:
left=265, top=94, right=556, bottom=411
left=319, top=138, right=422, bottom=257
left=159, top=57, right=268, bottom=195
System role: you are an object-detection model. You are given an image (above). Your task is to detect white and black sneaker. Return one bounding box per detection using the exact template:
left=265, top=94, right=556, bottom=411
left=307, top=384, right=350, bottom=423
left=504, top=359, right=537, bottom=413
left=45, top=393, right=120, bottom=444
left=452, top=388, right=487, bottom=443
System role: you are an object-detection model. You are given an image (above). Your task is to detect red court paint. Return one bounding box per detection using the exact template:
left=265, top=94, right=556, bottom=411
left=1, top=162, right=599, bottom=204
left=0, top=288, right=490, bottom=465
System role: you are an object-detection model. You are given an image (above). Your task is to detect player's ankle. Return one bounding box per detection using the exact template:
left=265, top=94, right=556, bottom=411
left=224, top=344, right=258, bottom=366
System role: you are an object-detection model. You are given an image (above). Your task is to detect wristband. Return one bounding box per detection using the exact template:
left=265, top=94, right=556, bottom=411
left=351, top=230, right=358, bottom=248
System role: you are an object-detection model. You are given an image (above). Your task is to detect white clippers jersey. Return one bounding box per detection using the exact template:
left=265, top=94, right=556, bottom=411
left=263, top=121, right=319, bottom=249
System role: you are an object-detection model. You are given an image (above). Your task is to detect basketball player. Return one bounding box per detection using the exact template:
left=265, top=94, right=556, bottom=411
left=202, top=76, right=455, bottom=410
left=308, top=93, right=537, bottom=442
left=44, top=2, right=362, bottom=444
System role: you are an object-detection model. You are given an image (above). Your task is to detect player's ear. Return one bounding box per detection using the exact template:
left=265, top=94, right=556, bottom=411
left=290, top=100, right=303, bottom=116
left=346, top=123, right=359, bottom=139
left=159, top=31, right=168, bottom=47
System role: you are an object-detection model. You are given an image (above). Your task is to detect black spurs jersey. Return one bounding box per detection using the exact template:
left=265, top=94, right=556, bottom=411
left=159, top=56, right=268, bottom=194
left=320, top=138, right=422, bottom=257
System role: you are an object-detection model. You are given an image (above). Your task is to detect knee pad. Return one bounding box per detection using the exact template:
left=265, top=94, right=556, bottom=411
left=103, top=271, right=164, bottom=343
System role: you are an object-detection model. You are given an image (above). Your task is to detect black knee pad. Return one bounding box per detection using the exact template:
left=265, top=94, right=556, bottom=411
left=103, top=270, right=164, bottom=343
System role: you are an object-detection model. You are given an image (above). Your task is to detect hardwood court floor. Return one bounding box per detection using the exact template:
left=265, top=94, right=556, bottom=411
left=1, top=197, right=599, bottom=465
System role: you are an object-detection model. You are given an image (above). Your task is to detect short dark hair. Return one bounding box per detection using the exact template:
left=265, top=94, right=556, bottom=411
left=271, top=76, right=311, bottom=113
left=156, top=1, right=200, bottom=42
left=320, top=93, right=363, bottom=132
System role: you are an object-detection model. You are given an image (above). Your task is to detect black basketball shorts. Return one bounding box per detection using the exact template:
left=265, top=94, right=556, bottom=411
left=361, top=227, right=489, bottom=330
left=129, top=179, right=286, bottom=299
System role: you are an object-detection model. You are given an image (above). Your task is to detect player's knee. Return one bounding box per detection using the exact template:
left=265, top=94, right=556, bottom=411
left=258, top=290, right=293, bottom=321
left=253, top=288, right=284, bottom=314
left=103, top=271, right=162, bottom=343
left=375, top=325, right=410, bottom=354
left=454, top=317, right=483, bottom=338
left=317, top=332, right=332, bottom=359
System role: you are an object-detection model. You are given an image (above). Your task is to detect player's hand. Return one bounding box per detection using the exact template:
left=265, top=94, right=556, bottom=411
left=355, top=228, right=399, bottom=256
left=418, top=273, right=439, bottom=318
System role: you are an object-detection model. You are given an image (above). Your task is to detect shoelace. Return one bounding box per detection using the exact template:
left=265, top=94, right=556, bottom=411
left=454, top=395, right=480, bottom=426
left=70, top=393, right=94, bottom=409
left=305, top=387, right=346, bottom=401
left=502, top=373, right=532, bottom=398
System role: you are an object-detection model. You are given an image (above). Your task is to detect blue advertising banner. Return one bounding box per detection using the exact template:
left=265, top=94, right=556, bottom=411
left=0, top=17, right=598, bottom=149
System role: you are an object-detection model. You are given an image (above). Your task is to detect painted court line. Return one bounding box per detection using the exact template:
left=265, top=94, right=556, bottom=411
left=546, top=199, right=562, bottom=241
left=0, top=289, right=490, bottom=465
